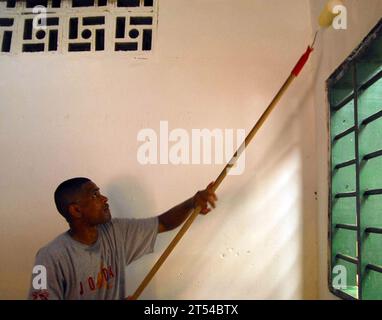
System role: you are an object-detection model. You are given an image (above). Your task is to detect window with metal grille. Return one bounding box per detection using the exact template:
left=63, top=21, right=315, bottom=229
left=328, top=19, right=382, bottom=300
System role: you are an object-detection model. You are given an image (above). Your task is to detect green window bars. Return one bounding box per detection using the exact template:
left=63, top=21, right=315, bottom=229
left=328, top=19, right=382, bottom=300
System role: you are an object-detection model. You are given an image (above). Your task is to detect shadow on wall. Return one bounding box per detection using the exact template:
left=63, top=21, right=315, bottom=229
left=102, top=81, right=317, bottom=299
left=222, top=84, right=316, bottom=299
left=224, top=127, right=303, bottom=299
left=188, top=148, right=301, bottom=299
left=286, top=75, right=318, bottom=299
left=152, top=101, right=316, bottom=299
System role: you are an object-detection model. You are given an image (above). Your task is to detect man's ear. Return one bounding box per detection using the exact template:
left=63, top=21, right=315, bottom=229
left=68, top=203, right=82, bottom=220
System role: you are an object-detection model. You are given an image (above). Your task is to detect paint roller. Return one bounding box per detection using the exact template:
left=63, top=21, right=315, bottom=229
left=128, top=0, right=339, bottom=300
left=318, top=0, right=344, bottom=28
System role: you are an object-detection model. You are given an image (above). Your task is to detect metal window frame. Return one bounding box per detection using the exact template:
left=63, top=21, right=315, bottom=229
left=327, top=18, right=382, bottom=300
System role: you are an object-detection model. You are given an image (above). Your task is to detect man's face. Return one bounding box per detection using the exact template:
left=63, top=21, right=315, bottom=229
left=75, top=181, right=111, bottom=226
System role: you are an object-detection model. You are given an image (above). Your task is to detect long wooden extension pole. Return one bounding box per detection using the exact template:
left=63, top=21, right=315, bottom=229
left=130, top=46, right=314, bottom=300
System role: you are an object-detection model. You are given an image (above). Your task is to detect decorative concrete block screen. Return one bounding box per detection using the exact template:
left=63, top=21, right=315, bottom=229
left=0, top=0, right=157, bottom=54
left=328, top=19, right=382, bottom=300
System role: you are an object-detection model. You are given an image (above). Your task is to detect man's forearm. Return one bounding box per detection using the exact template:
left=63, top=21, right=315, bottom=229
left=157, top=197, right=195, bottom=232
left=157, top=182, right=217, bottom=233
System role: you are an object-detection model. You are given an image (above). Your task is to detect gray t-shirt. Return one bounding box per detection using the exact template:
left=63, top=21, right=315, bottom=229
left=28, top=217, right=158, bottom=300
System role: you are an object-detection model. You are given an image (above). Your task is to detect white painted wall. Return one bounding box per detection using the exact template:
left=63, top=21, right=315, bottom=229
left=0, top=0, right=319, bottom=299
left=309, top=0, right=382, bottom=300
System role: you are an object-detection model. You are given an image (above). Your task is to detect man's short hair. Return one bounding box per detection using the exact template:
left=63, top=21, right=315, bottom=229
left=54, top=177, right=91, bottom=222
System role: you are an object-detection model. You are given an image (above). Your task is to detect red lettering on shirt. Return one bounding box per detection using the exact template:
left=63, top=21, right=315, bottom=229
left=32, top=290, right=49, bottom=300
left=88, top=277, right=96, bottom=291
left=108, top=266, right=114, bottom=278
left=102, top=268, right=109, bottom=281
left=79, top=265, right=115, bottom=295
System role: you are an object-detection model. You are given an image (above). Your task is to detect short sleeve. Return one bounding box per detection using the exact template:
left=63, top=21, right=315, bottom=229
left=112, top=217, right=158, bottom=265
left=27, top=248, right=65, bottom=300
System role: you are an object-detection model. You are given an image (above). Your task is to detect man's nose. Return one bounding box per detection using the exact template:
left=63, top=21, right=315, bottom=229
left=102, top=195, right=108, bottom=203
